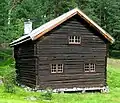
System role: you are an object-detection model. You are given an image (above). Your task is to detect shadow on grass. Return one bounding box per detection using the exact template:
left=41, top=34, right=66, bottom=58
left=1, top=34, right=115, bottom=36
left=109, top=50, right=120, bottom=59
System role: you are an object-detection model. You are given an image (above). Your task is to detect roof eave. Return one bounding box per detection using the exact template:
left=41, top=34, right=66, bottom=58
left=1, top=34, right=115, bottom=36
left=10, top=8, right=115, bottom=46
left=10, top=36, right=31, bottom=47
left=76, top=9, right=115, bottom=43
left=33, top=10, right=78, bottom=40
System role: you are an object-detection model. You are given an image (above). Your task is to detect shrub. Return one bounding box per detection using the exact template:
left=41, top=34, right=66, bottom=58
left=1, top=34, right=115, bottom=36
left=42, top=87, right=53, bottom=100
left=2, top=66, right=16, bottom=93
left=3, top=78, right=15, bottom=93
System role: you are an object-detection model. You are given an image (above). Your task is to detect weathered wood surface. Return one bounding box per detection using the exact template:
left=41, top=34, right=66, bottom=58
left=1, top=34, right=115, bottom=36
left=14, top=41, right=37, bottom=87
left=36, top=15, right=107, bottom=89
left=14, top=15, right=108, bottom=89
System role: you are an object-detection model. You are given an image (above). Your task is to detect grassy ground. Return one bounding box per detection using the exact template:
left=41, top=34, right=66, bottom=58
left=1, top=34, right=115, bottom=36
left=0, top=58, right=120, bottom=103
left=1, top=88, right=120, bottom=103
left=0, top=49, right=120, bottom=103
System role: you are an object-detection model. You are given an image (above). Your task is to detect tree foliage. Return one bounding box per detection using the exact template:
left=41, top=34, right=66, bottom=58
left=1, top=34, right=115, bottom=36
left=0, top=0, right=120, bottom=50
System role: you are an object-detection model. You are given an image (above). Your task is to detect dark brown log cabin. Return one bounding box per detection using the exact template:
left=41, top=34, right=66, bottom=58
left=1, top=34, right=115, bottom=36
left=10, top=8, right=114, bottom=92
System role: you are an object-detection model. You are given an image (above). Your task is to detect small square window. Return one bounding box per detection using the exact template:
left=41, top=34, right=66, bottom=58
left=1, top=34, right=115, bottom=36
left=84, top=63, right=95, bottom=72
left=69, top=36, right=81, bottom=44
left=51, top=64, right=63, bottom=73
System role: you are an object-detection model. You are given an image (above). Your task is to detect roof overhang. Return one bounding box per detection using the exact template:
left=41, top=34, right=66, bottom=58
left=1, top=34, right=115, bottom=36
left=10, top=35, right=31, bottom=46
left=10, top=8, right=115, bottom=47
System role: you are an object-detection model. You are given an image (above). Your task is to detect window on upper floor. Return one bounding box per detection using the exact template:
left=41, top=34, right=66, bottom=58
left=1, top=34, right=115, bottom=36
left=69, top=36, right=81, bottom=44
left=84, top=63, right=95, bottom=72
left=51, top=64, right=63, bottom=73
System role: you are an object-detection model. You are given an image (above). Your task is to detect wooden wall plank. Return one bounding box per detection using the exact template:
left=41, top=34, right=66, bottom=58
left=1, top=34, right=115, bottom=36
left=14, top=40, right=37, bottom=87
left=35, top=15, right=108, bottom=89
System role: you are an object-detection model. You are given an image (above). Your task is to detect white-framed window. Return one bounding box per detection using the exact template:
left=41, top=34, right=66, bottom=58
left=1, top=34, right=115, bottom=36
left=69, top=36, right=81, bottom=44
left=51, top=64, right=63, bottom=73
left=84, top=63, right=95, bottom=72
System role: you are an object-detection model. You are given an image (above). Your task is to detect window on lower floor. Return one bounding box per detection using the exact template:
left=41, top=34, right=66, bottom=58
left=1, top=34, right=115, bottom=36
left=51, top=64, right=63, bottom=73
left=84, top=63, right=95, bottom=72
left=69, top=36, right=81, bottom=44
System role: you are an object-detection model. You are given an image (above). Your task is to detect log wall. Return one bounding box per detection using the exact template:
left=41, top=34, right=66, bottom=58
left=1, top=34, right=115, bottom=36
left=14, top=14, right=108, bottom=89
left=14, top=40, right=37, bottom=87
left=36, top=15, right=108, bottom=89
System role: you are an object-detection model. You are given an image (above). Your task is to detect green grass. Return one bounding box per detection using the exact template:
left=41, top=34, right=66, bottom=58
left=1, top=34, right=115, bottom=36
left=0, top=49, right=120, bottom=103
left=0, top=86, right=120, bottom=103
left=0, top=58, right=120, bottom=103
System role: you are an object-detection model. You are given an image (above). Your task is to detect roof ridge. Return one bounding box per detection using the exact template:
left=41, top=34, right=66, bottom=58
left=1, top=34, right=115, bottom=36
left=10, top=8, right=115, bottom=46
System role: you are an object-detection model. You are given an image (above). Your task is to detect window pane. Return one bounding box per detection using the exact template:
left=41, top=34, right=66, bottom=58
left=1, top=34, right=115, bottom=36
left=69, top=36, right=74, bottom=43
left=84, top=68, right=89, bottom=72
left=51, top=64, right=57, bottom=73
left=84, top=64, right=89, bottom=68
left=69, top=36, right=81, bottom=44
left=51, top=64, right=63, bottom=73
left=84, top=63, right=95, bottom=72
left=90, top=68, right=95, bottom=72
left=75, top=39, right=78, bottom=42
left=90, top=64, right=95, bottom=72
left=84, top=64, right=90, bottom=72
left=57, top=64, right=63, bottom=73
left=71, top=39, right=74, bottom=42
left=51, top=69, right=56, bottom=73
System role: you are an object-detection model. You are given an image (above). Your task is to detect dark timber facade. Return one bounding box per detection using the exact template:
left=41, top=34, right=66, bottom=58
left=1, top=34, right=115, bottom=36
left=11, top=8, right=114, bottom=92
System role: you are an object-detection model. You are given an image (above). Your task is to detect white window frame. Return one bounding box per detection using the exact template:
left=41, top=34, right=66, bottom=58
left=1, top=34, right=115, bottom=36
left=84, top=63, right=95, bottom=72
left=51, top=64, right=63, bottom=73
left=69, top=36, right=81, bottom=44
